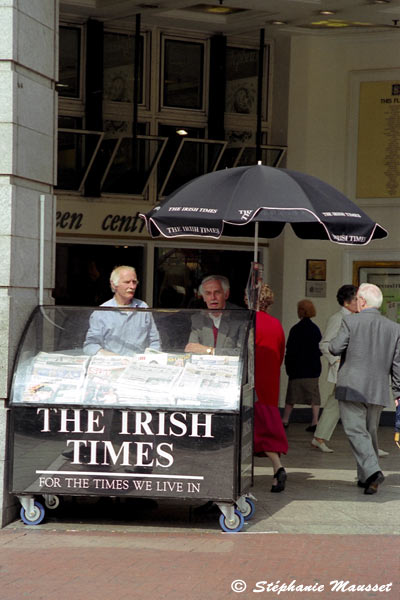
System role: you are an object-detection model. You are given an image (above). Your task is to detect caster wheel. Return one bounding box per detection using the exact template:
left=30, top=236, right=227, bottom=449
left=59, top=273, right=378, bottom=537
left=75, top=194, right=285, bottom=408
left=20, top=501, right=45, bottom=525
left=238, top=498, right=255, bottom=520
left=44, top=495, right=60, bottom=510
left=219, top=509, right=245, bottom=533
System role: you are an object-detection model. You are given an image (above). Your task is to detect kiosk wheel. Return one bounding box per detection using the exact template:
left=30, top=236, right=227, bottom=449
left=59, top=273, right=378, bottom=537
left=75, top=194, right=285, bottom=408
left=219, top=509, right=245, bottom=533
left=43, top=495, right=60, bottom=510
left=20, top=501, right=45, bottom=525
left=238, top=498, right=255, bottom=520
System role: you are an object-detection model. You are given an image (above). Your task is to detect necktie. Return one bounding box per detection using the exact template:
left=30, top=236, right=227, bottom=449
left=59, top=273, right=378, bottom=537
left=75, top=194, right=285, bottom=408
left=212, top=324, right=218, bottom=347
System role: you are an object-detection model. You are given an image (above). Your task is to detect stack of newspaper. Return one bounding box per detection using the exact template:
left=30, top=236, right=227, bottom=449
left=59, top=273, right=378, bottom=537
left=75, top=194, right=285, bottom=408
left=114, top=362, right=184, bottom=405
left=14, top=350, right=242, bottom=410
left=20, top=352, right=90, bottom=404
left=173, top=357, right=241, bottom=410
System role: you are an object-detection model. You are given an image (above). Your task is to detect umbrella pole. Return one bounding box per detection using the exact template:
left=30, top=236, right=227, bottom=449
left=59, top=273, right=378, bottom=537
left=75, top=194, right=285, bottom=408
left=254, top=221, right=259, bottom=262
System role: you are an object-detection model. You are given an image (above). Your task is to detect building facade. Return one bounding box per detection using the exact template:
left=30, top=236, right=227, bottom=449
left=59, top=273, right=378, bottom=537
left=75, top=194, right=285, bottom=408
left=1, top=0, right=399, bottom=525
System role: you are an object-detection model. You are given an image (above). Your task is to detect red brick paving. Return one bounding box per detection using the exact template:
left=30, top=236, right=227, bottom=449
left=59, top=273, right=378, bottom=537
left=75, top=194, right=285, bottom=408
left=0, top=530, right=398, bottom=600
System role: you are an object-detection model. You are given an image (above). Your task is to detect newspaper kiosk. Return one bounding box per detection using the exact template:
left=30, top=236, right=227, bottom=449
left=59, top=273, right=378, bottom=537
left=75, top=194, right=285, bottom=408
left=8, top=305, right=255, bottom=532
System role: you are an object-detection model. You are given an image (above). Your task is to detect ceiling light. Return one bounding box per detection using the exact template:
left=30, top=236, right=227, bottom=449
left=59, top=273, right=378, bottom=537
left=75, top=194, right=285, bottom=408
left=270, top=20, right=287, bottom=25
left=305, top=19, right=375, bottom=28
left=176, top=129, right=188, bottom=136
left=188, top=4, right=246, bottom=16
left=319, top=10, right=336, bottom=15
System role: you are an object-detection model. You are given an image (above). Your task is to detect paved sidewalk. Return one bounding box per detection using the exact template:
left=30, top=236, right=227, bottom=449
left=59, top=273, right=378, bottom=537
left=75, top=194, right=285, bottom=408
left=1, top=424, right=399, bottom=599
left=0, top=529, right=398, bottom=600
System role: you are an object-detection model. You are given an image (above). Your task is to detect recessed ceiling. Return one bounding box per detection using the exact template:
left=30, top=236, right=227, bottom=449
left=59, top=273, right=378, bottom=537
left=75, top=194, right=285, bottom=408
left=60, top=1, right=400, bottom=34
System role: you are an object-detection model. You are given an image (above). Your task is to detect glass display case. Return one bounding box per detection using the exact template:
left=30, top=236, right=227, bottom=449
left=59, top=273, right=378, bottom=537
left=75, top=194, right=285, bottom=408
left=9, top=306, right=255, bottom=531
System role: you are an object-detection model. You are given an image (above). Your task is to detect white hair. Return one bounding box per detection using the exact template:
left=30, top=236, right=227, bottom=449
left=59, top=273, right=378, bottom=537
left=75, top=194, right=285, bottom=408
left=110, top=265, right=137, bottom=291
left=357, top=283, right=383, bottom=309
left=199, top=275, right=230, bottom=296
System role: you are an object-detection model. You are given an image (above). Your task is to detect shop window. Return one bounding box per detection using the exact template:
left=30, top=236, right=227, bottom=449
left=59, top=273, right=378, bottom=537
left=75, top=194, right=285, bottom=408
left=153, top=247, right=255, bottom=309
left=58, top=26, right=81, bottom=98
left=98, top=121, right=167, bottom=195
left=158, top=136, right=227, bottom=197
left=56, top=117, right=103, bottom=192
left=157, top=125, right=205, bottom=195
left=162, top=38, right=204, bottom=109
left=218, top=142, right=287, bottom=170
left=236, top=145, right=286, bottom=167
left=103, top=31, right=144, bottom=104
left=53, top=244, right=144, bottom=307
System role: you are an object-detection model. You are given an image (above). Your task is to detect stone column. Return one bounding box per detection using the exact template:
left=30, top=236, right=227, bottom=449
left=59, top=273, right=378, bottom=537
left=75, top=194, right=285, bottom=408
left=0, top=0, right=58, bottom=526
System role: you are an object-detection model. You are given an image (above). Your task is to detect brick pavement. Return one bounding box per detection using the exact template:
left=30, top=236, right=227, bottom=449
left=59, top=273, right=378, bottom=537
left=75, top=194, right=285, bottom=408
left=0, top=529, right=398, bottom=600
left=1, top=423, right=399, bottom=600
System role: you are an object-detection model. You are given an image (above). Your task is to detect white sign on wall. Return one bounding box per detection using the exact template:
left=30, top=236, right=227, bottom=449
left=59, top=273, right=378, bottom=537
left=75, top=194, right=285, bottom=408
left=56, top=197, right=151, bottom=238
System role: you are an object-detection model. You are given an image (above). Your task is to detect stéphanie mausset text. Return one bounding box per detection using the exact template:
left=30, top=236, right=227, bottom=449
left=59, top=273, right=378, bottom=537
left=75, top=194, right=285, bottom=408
left=252, top=580, right=392, bottom=594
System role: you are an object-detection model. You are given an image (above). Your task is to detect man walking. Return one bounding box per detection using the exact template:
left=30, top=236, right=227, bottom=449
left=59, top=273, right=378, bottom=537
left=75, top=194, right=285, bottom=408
left=312, top=285, right=358, bottom=452
left=329, top=283, right=400, bottom=494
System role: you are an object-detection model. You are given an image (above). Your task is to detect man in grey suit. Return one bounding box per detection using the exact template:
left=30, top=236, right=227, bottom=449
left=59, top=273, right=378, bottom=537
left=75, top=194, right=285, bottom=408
left=329, top=283, right=400, bottom=495
left=185, top=275, right=245, bottom=356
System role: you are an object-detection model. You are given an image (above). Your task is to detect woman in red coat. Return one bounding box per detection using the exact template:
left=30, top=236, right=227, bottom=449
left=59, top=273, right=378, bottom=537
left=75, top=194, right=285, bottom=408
left=253, top=284, right=288, bottom=492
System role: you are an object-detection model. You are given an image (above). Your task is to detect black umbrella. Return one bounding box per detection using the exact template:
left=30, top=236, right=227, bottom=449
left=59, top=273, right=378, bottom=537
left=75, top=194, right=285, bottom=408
left=140, top=164, right=387, bottom=248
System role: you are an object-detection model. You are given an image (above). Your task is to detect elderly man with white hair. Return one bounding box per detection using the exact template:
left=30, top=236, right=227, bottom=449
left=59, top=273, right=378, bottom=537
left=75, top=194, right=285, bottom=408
left=329, top=283, right=400, bottom=495
left=84, top=265, right=161, bottom=356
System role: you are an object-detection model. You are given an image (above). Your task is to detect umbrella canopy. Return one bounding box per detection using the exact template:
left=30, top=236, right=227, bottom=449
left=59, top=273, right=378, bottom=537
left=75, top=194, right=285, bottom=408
left=140, top=164, right=387, bottom=246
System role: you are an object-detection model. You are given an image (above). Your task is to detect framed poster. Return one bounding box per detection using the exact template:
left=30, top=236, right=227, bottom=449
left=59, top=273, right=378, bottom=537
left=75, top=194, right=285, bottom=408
left=305, top=281, right=326, bottom=298
left=306, top=259, right=326, bottom=281
left=103, top=32, right=144, bottom=104
left=353, top=261, right=400, bottom=322
left=356, top=80, right=400, bottom=198
left=225, top=46, right=259, bottom=115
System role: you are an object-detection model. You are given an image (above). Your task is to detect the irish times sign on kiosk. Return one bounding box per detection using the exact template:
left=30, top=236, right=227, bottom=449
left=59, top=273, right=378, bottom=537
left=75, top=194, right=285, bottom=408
left=9, top=306, right=255, bottom=532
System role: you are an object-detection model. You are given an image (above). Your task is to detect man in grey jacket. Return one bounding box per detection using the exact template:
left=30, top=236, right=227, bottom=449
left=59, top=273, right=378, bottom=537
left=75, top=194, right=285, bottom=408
left=185, top=275, right=245, bottom=356
left=329, top=283, right=400, bottom=495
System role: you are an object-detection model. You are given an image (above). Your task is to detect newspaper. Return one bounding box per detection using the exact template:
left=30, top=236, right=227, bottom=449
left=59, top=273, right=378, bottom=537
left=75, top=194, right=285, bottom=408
left=20, top=352, right=90, bottom=404
left=81, top=354, right=132, bottom=404
left=14, top=350, right=242, bottom=410
left=173, top=361, right=241, bottom=410
left=115, top=362, right=183, bottom=406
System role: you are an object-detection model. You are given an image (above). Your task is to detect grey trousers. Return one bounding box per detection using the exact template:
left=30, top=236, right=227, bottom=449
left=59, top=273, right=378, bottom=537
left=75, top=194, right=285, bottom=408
left=314, top=384, right=340, bottom=441
left=338, top=400, right=382, bottom=483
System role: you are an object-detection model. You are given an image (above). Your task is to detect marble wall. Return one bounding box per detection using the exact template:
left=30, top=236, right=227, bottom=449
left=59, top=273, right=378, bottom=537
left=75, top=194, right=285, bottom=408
left=0, top=0, right=57, bottom=527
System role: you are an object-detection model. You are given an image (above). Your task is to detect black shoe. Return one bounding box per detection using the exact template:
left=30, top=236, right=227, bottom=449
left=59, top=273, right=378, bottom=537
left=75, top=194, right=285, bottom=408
left=364, top=471, right=385, bottom=495
left=283, top=422, right=289, bottom=429
left=62, top=450, right=74, bottom=460
left=357, top=480, right=367, bottom=489
left=305, top=425, right=317, bottom=433
left=62, top=449, right=104, bottom=463
left=271, top=467, right=287, bottom=493
left=62, top=449, right=92, bottom=460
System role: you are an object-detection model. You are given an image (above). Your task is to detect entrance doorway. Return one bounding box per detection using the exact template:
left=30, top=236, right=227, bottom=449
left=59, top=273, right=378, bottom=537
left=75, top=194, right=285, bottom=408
left=153, top=247, right=256, bottom=309
left=53, top=243, right=144, bottom=306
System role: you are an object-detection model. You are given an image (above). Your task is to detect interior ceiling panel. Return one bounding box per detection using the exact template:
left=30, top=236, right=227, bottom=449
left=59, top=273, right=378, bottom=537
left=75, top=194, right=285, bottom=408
left=60, top=1, right=400, bottom=34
